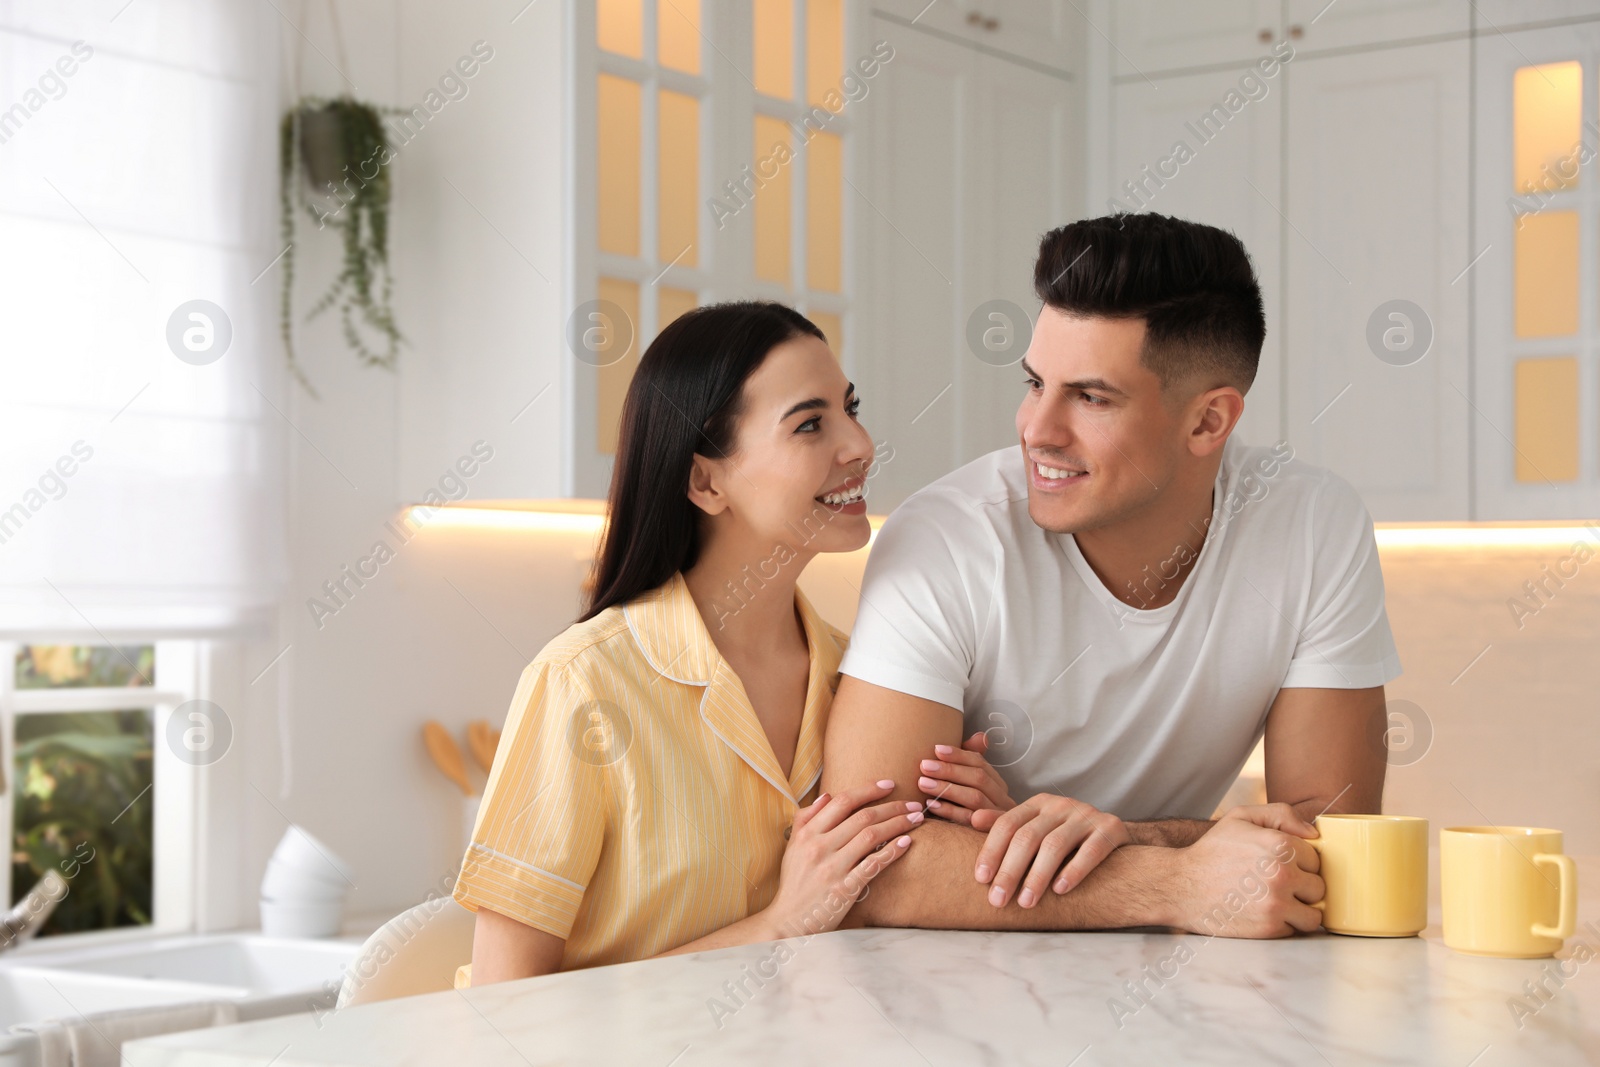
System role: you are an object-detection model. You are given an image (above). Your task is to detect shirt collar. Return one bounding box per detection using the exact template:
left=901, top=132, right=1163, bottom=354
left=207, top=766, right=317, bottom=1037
left=623, top=572, right=843, bottom=802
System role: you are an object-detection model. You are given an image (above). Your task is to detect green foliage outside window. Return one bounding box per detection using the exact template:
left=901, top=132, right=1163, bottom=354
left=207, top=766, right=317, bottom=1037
left=12, top=711, right=154, bottom=936
left=14, top=645, right=154, bottom=690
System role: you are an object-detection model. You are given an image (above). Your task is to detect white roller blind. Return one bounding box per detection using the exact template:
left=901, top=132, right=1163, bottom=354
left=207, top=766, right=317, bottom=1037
left=0, top=2, right=287, bottom=636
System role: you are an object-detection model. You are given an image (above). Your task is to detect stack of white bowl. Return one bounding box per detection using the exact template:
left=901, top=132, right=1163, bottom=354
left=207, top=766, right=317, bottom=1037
left=259, top=826, right=354, bottom=938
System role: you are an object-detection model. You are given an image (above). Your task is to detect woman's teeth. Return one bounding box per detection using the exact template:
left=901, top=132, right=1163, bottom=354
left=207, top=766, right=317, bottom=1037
left=1035, top=462, right=1085, bottom=479
left=818, top=485, right=865, bottom=505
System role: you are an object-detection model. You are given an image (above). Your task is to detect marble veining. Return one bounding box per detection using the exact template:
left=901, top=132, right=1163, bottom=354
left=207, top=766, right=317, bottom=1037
left=126, top=859, right=1600, bottom=1066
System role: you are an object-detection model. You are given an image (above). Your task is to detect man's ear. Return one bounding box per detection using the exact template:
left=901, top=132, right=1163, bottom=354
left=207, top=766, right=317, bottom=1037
left=686, top=452, right=729, bottom=516
left=1187, top=386, right=1245, bottom=457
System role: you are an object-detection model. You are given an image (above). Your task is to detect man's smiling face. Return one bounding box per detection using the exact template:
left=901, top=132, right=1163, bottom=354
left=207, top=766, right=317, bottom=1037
left=1014, top=306, right=1192, bottom=535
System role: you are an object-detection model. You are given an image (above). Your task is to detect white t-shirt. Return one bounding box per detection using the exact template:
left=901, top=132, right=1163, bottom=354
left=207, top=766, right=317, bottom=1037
left=839, top=437, right=1402, bottom=821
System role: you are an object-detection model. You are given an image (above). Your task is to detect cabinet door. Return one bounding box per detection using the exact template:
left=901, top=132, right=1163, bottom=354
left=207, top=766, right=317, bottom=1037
left=1469, top=2, right=1600, bottom=31
left=1108, top=67, right=1284, bottom=449
left=1112, top=0, right=1281, bottom=76
left=856, top=19, right=974, bottom=506
left=1472, top=23, right=1600, bottom=519
left=871, top=0, right=1079, bottom=74
left=1283, top=0, right=1468, bottom=52
left=959, top=51, right=1079, bottom=472
left=1283, top=39, right=1471, bottom=519
left=856, top=17, right=1078, bottom=509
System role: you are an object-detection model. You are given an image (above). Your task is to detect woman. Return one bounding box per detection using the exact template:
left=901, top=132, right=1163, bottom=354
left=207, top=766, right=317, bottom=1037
left=454, top=302, right=929, bottom=983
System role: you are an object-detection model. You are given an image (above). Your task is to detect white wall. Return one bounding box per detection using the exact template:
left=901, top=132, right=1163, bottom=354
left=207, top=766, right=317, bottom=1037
left=1381, top=542, right=1600, bottom=855
left=230, top=0, right=567, bottom=929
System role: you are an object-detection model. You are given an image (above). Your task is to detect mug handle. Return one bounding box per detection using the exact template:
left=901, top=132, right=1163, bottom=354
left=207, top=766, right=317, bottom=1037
left=1531, top=853, right=1577, bottom=940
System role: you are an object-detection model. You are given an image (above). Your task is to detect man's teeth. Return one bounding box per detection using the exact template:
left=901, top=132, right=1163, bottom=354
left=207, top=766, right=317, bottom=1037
left=819, top=484, right=865, bottom=505
left=1035, top=462, right=1085, bottom=480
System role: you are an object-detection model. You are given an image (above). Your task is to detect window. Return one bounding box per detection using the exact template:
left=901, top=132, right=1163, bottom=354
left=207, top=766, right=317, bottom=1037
left=571, top=1, right=854, bottom=494
left=0, top=642, right=202, bottom=937
left=1510, top=61, right=1584, bottom=485
left=588, top=1, right=710, bottom=463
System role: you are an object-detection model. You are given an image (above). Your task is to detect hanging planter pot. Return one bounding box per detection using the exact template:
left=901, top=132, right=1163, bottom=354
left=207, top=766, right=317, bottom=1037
left=296, top=103, right=347, bottom=190
left=278, top=95, right=404, bottom=397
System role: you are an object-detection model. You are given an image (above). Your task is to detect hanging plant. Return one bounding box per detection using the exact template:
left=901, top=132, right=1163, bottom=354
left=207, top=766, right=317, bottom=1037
left=279, top=96, right=403, bottom=397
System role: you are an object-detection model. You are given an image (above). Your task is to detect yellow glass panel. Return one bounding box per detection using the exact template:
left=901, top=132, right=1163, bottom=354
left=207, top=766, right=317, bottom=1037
left=1513, top=61, right=1581, bottom=195
left=658, top=285, right=699, bottom=332
left=806, top=0, right=844, bottom=109
left=658, top=0, right=700, bottom=73
left=597, top=277, right=641, bottom=455
left=1514, top=211, right=1579, bottom=338
left=598, top=0, right=643, bottom=58
left=1514, top=357, right=1580, bottom=482
left=597, top=75, right=642, bottom=258
left=809, top=309, right=842, bottom=360
left=807, top=131, right=843, bottom=293
left=753, top=115, right=792, bottom=284
left=753, top=0, right=793, bottom=99
left=658, top=90, right=699, bottom=268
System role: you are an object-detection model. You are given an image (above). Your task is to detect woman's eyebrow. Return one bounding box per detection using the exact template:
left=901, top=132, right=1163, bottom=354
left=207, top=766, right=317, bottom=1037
left=781, top=383, right=855, bottom=421
left=780, top=397, right=827, bottom=420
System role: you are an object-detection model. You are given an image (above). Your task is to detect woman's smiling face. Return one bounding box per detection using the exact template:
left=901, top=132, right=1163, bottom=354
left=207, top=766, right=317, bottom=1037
left=689, top=332, right=875, bottom=558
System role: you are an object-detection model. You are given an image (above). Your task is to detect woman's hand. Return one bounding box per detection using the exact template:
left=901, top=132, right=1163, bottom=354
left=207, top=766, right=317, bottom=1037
left=917, top=731, right=1017, bottom=825
left=763, top=780, right=920, bottom=939
left=969, top=793, right=1131, bottom=908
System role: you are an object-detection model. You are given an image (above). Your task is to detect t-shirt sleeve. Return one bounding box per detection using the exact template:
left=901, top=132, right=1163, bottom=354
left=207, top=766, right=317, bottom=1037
left=1280, top=476, right=1403, bottom=690
left=452, top=659, right=605, bottom=941
left=837, top=489, right=995, bottom=710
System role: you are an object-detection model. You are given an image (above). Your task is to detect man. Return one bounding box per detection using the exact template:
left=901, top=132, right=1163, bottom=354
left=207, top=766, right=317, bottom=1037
left=823, top=213, right=1401, bottom=938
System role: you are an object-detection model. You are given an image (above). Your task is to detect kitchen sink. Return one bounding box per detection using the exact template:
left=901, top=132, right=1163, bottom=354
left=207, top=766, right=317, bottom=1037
left=35, top=934, right=357, bottom=1002
left=0, top=967, right=225, bottom=1030
left=0, top=932, right=361, bottom=1065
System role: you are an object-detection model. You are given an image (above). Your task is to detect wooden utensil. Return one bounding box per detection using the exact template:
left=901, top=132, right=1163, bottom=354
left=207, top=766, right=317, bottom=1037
left=466, top=719, right=498, bottom=774
left=422, top=721, right=474, bottom=796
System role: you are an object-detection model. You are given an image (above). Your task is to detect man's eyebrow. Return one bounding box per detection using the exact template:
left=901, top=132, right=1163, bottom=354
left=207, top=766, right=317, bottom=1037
left=1019, top=359, right=1128, bottom=398
left=780, top=383, right=855, bottom=421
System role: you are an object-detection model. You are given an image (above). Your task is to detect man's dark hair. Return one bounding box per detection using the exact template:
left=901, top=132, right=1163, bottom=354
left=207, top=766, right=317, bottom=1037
left=1032, top=213, right=1265, bottom=393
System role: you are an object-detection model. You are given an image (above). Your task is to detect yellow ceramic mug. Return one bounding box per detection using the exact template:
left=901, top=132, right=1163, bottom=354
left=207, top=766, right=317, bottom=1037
left=1441, top=826, right=1577, bottom=958
left=1308, top=814, right=1428, bottom=937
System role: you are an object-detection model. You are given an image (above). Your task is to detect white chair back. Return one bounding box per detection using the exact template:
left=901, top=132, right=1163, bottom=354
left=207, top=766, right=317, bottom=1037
left=336, top=896, right=475, bottom=1008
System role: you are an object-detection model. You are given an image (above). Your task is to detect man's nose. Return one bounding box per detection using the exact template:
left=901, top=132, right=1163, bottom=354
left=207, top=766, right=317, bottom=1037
left=1022, top=395, right=1072, bottom=452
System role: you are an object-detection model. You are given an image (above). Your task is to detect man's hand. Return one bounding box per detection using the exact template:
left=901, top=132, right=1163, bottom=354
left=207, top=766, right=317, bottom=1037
left=966, top=793, right=1131, bottom=907
left=1166, top=803, right=1324, bottom=938
left=918, top=731, right=1016, bottom=825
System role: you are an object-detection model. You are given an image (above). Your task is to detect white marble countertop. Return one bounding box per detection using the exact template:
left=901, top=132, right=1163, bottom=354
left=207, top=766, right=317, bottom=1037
left=127, top=859, right=1600, bottom=1067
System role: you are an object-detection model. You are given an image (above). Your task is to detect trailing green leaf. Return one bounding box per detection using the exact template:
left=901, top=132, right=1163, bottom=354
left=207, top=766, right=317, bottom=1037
left=279, top=96, right=406, bottom=396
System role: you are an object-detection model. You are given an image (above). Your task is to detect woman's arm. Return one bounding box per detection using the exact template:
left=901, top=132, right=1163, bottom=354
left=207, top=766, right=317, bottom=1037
left=650, top=912, right=779, bottom=958
left=471, top=782, right=920, bottom=980
left=469, top=906, right=566, bottom=985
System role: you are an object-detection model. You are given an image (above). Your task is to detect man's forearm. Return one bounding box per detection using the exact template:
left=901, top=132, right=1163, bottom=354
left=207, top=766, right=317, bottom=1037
left=1124, top=818, right=1213, bottom=847
left=851, top=820, right=1178, bottom=930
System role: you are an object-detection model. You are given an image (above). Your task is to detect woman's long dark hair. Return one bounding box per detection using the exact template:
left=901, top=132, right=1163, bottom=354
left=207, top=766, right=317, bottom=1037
left=579, top=301, right=825, bottom=622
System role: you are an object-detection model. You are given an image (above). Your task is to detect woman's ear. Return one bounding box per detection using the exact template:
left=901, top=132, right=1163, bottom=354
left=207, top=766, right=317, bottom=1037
left=686, top=453, right=728, bottom=516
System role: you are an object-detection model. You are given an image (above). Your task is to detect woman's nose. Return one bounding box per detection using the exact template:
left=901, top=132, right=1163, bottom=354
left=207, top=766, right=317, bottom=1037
left=844, top=417, right=875, bottom=474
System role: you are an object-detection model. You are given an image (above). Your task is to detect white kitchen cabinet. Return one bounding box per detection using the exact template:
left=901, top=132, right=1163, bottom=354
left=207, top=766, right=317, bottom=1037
left=1282, top=38, right=1471, bottom=520
left=1112, top=0, right=1282, bottom=75
left=1283, top=0, right=1468, bottom=52
left=870, top=0, right=1077, bottom=74
left=1108, top=66, right=1284, bottom=449
left=1472, top=21, right=1600, bottom=519
left=855, top=14, right=1079, bottom=509
left=1470, top=1, right=1600, bottom=32
left=1113, top=0, right=1472, bottom=79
